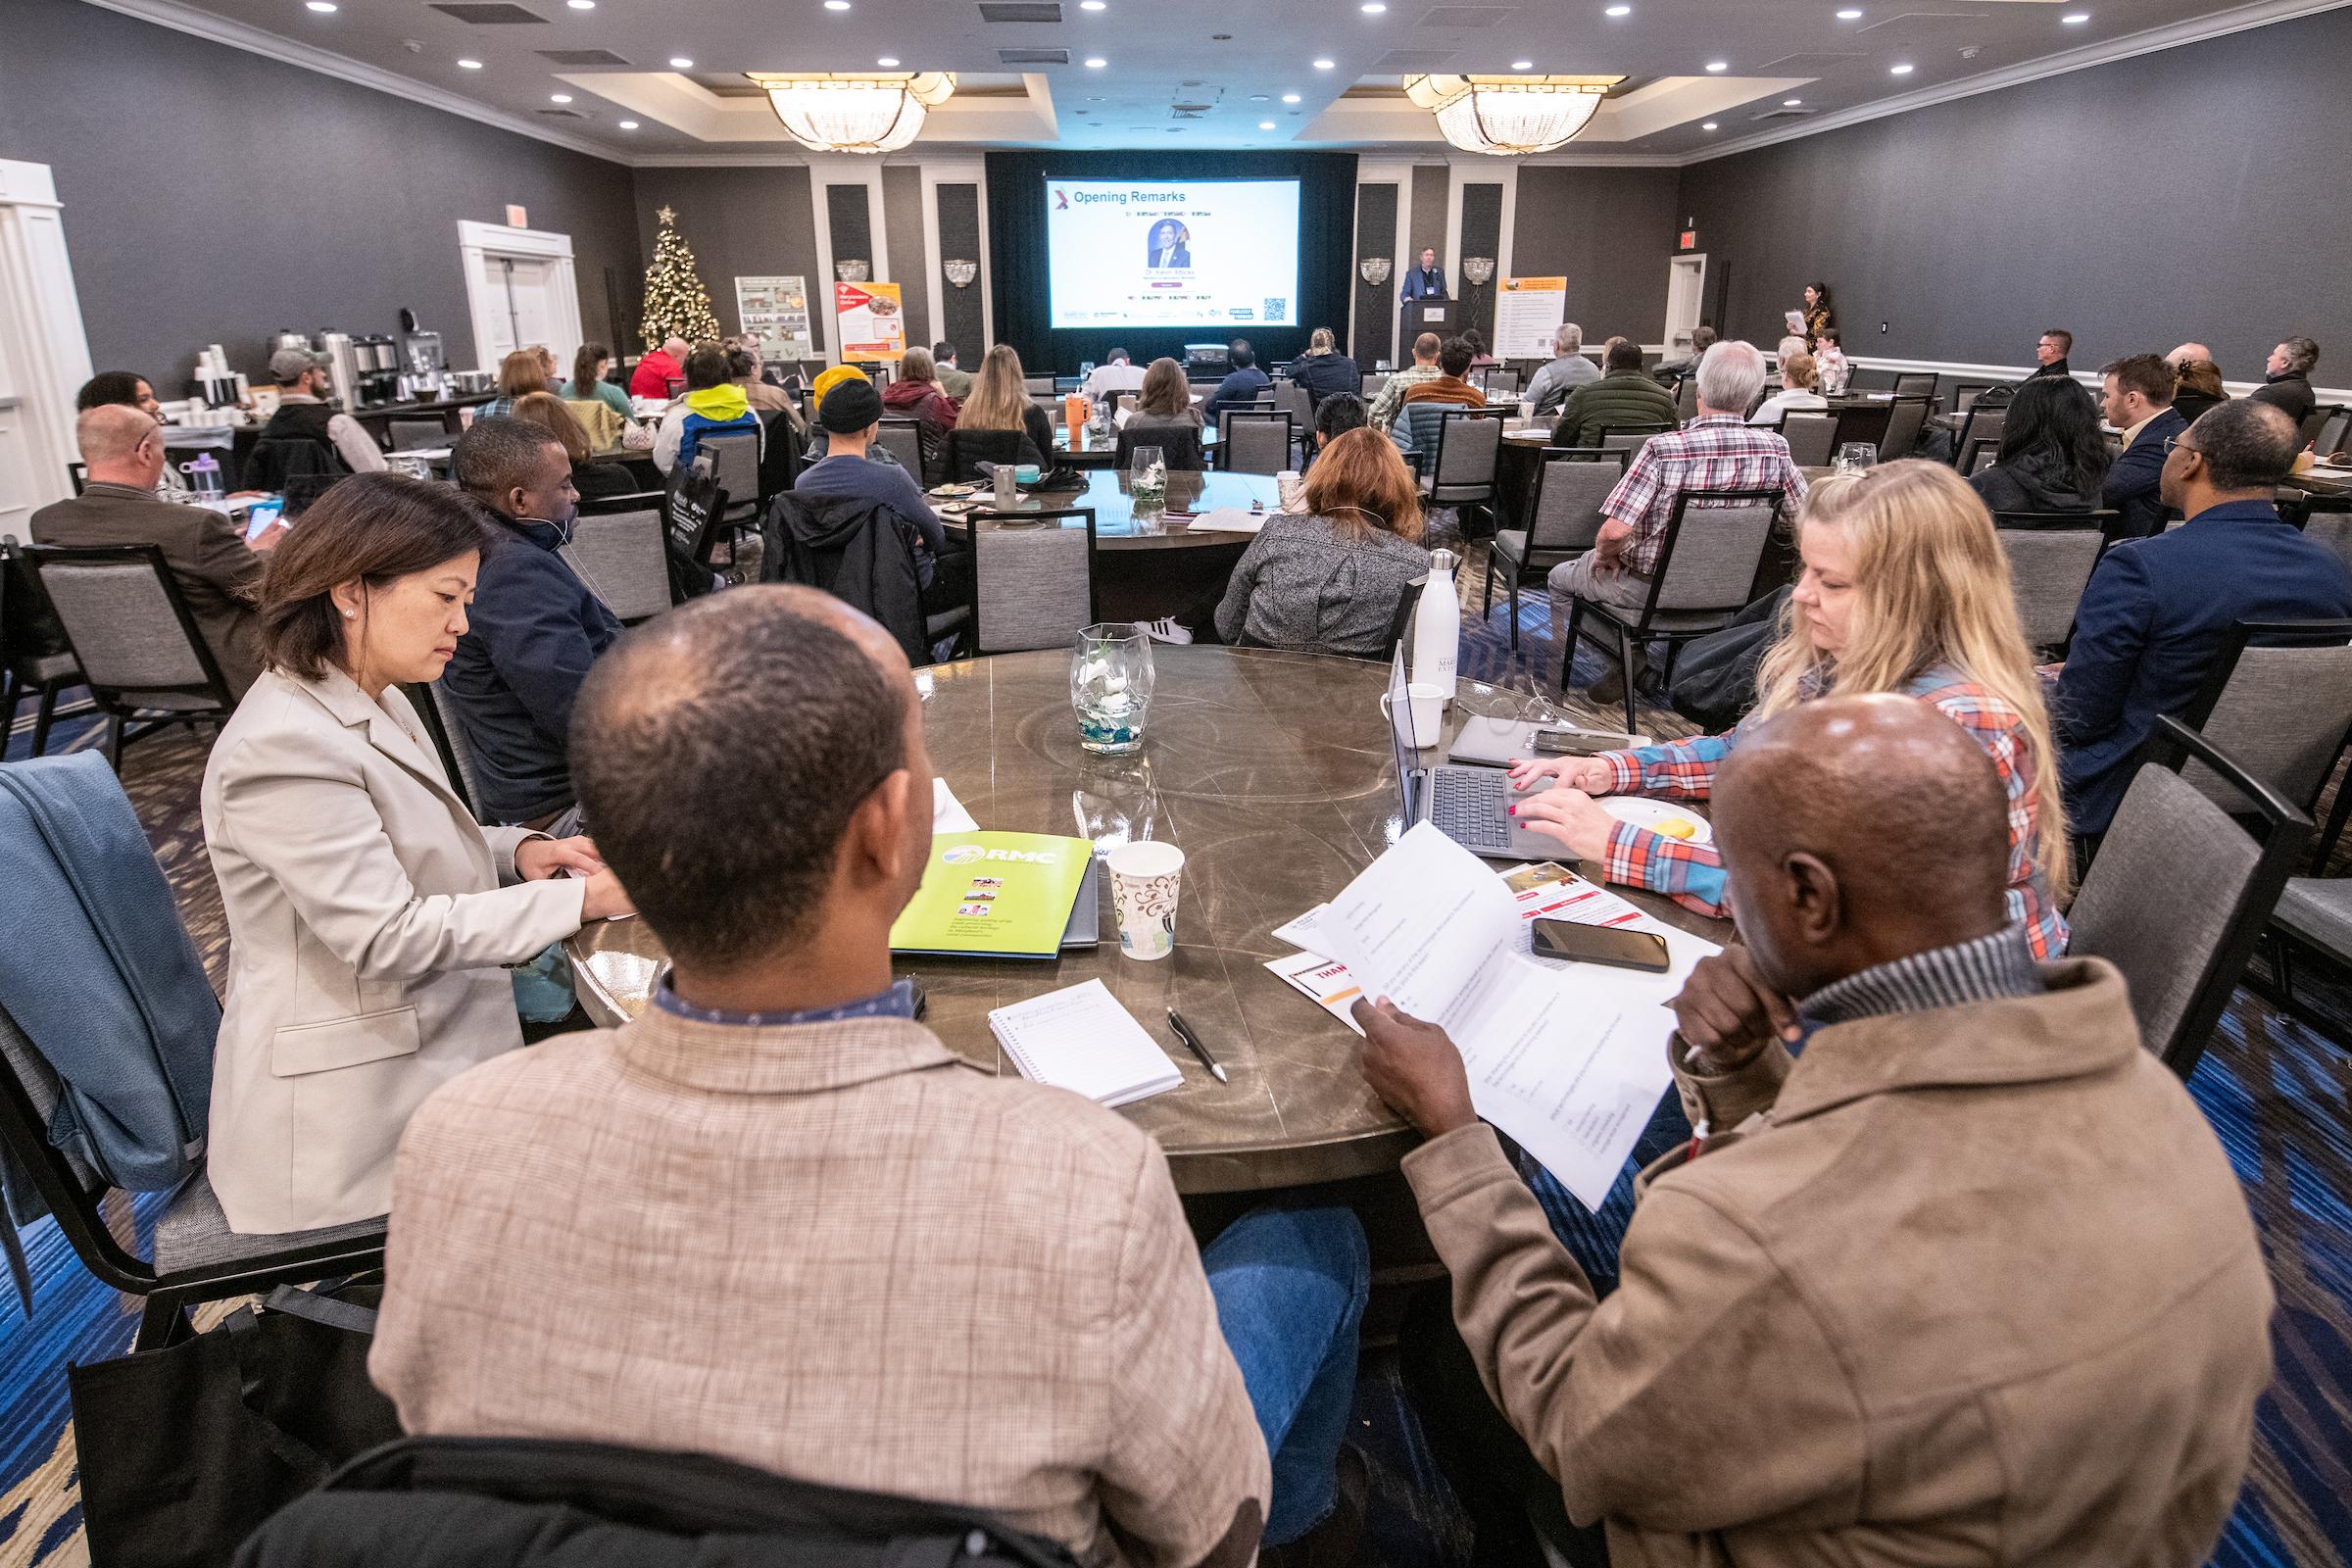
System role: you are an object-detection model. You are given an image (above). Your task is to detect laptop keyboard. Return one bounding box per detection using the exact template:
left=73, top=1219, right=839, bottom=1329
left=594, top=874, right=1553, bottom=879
left=1429, top=767, right=1514, bottom=851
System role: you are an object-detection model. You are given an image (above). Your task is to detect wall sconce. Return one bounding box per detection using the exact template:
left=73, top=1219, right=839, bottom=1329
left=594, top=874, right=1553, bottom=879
left=1461, top=256, right=1496, bottom=286
left=1358, top=257, right=1393, bottom=286
left=834, top=259, right=871, bottom=283
left=943, top=259, right=977, bottom=288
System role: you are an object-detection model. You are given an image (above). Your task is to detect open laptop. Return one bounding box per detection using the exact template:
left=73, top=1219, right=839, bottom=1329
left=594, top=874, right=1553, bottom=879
left=1388, top=646, right=1570, bottom=861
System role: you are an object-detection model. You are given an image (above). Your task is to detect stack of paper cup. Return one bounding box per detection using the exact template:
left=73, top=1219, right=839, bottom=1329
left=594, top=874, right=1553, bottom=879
left=1107, top=840, right=1186, bottom=960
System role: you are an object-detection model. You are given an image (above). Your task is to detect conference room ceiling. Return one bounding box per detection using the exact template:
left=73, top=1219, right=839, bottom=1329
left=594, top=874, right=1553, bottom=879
left=113, top=0, right=2306, bottom=160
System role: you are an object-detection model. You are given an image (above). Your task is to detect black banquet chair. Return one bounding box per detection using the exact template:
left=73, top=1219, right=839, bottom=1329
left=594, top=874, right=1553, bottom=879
left=1111, top=424, right=1205, bottom=474
left=20, top=543, right=239, bottom=768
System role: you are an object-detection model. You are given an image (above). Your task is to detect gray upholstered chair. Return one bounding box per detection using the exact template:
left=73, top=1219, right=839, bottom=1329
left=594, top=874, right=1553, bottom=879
left=968, top=508, right=1100, bottom=655
left=1673, top=375, right=1698, bottom=421
left=416, top=679, right=493, bottom=824
left=1951, top=405, right=2005, bottom=470
left=1877, top=396, right=1933, bottom=463
left=1482, top=450, right=1626, bottom=651
left=1219, top=411, right=1295, bottom=476
left=2179, top=619, right=2352, bottom=827
left=1424, top=409, right=1507, bottom=528
left=1598, top=427, right=1670, bottom=461
left=1559, top=487, right=1785, bottom=733
left=2068, top=716, right=2308, bottom=1079
left=1360, top=373, right=1388, bottom=399
left=1893, top=372, right=1939, bottom=400
left=561, top=507, right=673, bottom=623
left=20, top=543, right=237, bottom=768
left=1779, top=413, right=1838, bottom=467
left=1991, top=514, right=2109, bottom=652
left=874, top=418, right=928, bottom=478
left=700, top=430, right=762, bottom=538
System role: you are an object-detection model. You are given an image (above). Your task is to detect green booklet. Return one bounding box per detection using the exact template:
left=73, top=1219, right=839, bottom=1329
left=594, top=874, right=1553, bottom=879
left=890, top=831, right=1097, bottom=958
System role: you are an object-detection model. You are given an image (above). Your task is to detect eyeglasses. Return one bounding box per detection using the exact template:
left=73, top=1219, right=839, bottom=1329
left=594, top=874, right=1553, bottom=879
left=2163, top=435, right=2199, bottom=458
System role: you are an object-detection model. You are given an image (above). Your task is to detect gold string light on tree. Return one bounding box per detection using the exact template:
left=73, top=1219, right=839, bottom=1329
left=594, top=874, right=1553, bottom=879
left=640, top=206, right=722, bottom=345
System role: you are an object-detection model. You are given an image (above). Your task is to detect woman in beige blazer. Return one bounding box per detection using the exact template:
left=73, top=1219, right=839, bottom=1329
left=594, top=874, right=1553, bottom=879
left=202, top=474, right=632, bottom=1234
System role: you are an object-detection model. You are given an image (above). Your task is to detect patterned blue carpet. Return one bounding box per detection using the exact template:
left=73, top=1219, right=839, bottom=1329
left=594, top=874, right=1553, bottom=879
left=3, top=589, right=2349, bottom=1564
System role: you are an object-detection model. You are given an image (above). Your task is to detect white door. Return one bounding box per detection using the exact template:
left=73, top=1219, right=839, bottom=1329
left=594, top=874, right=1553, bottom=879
left=478, top=256, right=559, bottom=367
left=1662, top=255, right=1707, bottom=356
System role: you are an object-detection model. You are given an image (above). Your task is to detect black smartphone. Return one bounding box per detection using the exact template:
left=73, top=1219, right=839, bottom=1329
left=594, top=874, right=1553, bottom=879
left=1533, top=727, right=1641, bottom=756
left=1531, top=919, right=1672, bottom=973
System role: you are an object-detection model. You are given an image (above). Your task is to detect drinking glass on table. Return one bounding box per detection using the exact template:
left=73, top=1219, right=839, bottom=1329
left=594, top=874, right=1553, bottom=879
left=1130, top=446, right=1166, bottom=507
left=1834, top=443, right=1879, bottom=474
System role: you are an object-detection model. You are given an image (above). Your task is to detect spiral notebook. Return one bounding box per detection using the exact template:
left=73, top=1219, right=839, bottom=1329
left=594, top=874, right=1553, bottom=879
left=988, top=979, right=1182, bottom=1107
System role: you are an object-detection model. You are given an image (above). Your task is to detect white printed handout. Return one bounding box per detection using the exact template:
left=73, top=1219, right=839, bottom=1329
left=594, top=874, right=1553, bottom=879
left=1317, top=823, right=1716, bottom=1211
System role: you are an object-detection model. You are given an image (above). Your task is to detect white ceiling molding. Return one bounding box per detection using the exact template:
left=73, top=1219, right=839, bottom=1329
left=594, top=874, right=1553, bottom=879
left=77, top=0, right=627, bottom=166
left=1689, top=0, right=2352, bottom=164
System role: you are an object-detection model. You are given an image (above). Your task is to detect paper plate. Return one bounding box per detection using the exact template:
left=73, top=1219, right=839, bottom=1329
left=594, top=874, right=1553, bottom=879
left=1599, top=798, right=1713, bottom=845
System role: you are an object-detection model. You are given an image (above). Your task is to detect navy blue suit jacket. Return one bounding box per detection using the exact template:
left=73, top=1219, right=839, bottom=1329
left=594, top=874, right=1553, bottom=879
left=1202, top=366, right=1271, bottom=423
left=1399, top=267, right=1448, bottom=303
left=2054, top=500, right=2352, bottom=832
left=2100, top=408, right=2186, bottom=541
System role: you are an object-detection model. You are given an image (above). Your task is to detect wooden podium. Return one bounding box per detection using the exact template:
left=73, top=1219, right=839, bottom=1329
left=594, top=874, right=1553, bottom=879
left=1400, top=296, right=1454, bottom=351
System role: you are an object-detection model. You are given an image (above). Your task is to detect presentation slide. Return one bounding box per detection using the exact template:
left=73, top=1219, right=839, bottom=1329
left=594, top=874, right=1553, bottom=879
left=1044, top=176, right=1301, bottom=331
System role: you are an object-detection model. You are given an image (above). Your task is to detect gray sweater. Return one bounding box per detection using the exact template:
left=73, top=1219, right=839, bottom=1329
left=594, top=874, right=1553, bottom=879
left=1213, top=514, right=1431, bottom=658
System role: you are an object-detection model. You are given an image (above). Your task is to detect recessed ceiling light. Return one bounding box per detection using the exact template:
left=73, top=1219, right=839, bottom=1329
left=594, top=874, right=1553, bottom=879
left=1361, top=1, right=1387, bottom=11
left=1784, top=97, right=1802, bottom=105
left=668, top=56, right=693, bottom=69
left=550, top=93, right=571, bottom=102
left=458, top=57, right=483, bottom=69
left=305, top=1, right=335, bottom=11
left=1836, top=7, right=1862, bottom=17
left=618, top=120, right=639, bottom=129
left=2062, top=10, right=2089, bottom=22
left=1701, top=121, right=1719, bottom=130
left=1704, top=60, right=1727, bottom=72
left=878, top=56, right=900, bottom=66
left=1605, top=3, right=1632, bottom=14
left=1889, top=62, right=1914, bottom=74
left=566, top=0, right=593, bottom=9
left=823, top=0, right=851, bottom=9
left=1313, top=57, right=1336, bottom=69
left=1511, top=59, right=1533, bottom=70
left=1084, top=56, right=1106, bottom=68
left=1259, top=120, right=1276, bottom=128
left=1282, top=91, right=1301, bottom=103
left=1081, top=0, right=1106, bottom=8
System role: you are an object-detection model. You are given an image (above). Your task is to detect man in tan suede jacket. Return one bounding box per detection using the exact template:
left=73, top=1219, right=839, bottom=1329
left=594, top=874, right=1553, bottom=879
left=1357, top=694, right=2274, bottom=1566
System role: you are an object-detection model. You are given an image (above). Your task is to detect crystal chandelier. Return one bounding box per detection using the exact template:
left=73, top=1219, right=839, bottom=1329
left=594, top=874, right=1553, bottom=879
left=1402, top=74, right=1620, bottom=156
left=747, top=73, right=955, bottom=154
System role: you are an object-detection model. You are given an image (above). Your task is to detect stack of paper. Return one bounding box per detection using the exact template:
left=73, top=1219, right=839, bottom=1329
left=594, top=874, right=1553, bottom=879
left=990, top=979, right=1181, bottom=1107
left=1183, top=508, right=1272, bottom=534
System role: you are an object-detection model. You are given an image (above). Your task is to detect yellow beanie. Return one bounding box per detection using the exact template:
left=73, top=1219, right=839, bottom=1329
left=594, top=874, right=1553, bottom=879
left=810, top=363, right=871, bottom=411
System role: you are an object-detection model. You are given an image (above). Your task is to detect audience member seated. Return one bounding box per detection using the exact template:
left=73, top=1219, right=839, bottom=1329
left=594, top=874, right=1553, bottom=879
left=259, top=347, right=388, bottom=475
left=1125, top=356, right=1206, bottom=436
left=76, top=368, right=190, bottom=496
left=1080, top=345, right=1149, bottom=401
left=1215, top=427, right=1431, bottom=658
left=2250, top=335, right=2320, bottom=425
left=2166, top=340, right=2215, bottom=369
left=1651, top=324, right=1715, bottom=381
left=1367, top=333, right=1444, bottom=429
left=2028, top=327, right=2075, bottom=380
left=1301, top=392, right=1370, bottom=474
left=729, top=345, right=793, bottom=416
left=802, top=365, right=900, bottom=466
left=200, top=474, right=625, bottom=1234
left=629, top=334, right=689, bottom=400
left=931, top=340, right=973, bottom=398
left=1547, top=341, right=1800, bottom=699
left=1747, top=351, right=1827, bottom=426
left=2056, top=399, right=2352, bottom=836
left=2100, top=353, right=2188, bottom=540
left=565, top=342, right=633, bottom=423
left=1969, top=374, right=2112, bottom=514
left=1549, top=336, right=1677, bottom=450
left=653, top=345, right=763, bottom=476
left=1288, top=327, right=1362, bottom=411
left=511, top=392, right=637, bottom=502
left=1811, top=325, right=1851, bottom=395
left=1202, top=339, right=1273, bottom=423
left=371, top=588, right=1370, bottom=1563
left=29, top=406, right=277, bottom=697
left=879, top=345, right=961, bottom=439
left=440, top=417, right=621, bottom=831
left=2171, top=357, right=2230, bottom=425
left=1523, top=323, right=1600, bottom=416
left=1522, top=459, right=2065, bottom=955
left=480, top=349, right=549, bottom=420
left=793, top=378, right=971, bottom=621
left=958, top=344, right=1054, bottom=464
left=1460, top=329, right=1498, bottom=370
left=1400, top=337, right=1487, bottom=413
left=1365, top=692, right=2270, bottom=1567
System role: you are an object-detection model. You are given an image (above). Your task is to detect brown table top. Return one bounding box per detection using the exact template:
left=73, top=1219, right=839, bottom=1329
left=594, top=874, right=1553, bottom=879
left=938, top=469, right=1282, bottom=553
left=567, top=646, right=1726, bottom=1194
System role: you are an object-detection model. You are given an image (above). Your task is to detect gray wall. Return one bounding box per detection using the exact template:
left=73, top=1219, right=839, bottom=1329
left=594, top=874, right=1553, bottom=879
left=0, top=0, right=639, bottom=392
left=1673, top=4, right=2352, bottom=379
left=1510, top=167, right=1681, bottom=352
left=631, top=168, right=829, bottom=357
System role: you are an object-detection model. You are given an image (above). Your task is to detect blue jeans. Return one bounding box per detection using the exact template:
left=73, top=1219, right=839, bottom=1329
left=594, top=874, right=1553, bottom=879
left=1524, top=1095, right=1692, bottom=1298
left=1202, top=1204, right=1369, bottom=1546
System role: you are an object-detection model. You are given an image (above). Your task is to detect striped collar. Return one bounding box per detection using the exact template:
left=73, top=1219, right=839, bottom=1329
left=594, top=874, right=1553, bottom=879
left=1799, top=924, right=2043, bottom=1030
left=652, top=975, right=918, bottom=1030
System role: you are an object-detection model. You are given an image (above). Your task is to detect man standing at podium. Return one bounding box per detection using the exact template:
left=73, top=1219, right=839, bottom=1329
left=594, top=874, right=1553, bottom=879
left=1398, top=247, right=1448, bottom=303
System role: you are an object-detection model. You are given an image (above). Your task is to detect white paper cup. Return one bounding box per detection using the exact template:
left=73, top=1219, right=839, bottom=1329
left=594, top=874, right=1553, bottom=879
left=1380, top=684, right=1447, bottom=749
left=1107, top=840, right=1186, bottom=960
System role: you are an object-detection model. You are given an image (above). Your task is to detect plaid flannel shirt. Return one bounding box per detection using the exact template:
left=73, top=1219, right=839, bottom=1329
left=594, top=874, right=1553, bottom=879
left=1593, top=666, right=2070, bottom=958
left=1602, top=416, right=1809, bottom=576
left=1369, top=364, right=1445, bottom=430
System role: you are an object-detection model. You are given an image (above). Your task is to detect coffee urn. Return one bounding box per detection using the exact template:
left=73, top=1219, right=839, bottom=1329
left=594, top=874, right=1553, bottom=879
left=355, top=334, right=401, bottom=407
left=316, top=331, right=361, bottom=412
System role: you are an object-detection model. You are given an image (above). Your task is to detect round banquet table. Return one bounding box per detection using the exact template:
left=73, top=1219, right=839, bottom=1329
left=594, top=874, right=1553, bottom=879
left=567, top=645, right=1726, bottom=1195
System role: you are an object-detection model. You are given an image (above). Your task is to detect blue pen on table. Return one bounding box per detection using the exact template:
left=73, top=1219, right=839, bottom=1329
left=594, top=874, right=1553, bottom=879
left=1166, top=1008, right=1229, bottom=1084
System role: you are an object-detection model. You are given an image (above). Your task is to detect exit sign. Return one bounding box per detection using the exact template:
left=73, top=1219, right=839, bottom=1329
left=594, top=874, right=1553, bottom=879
left=1678, top=229, right=1698, bottom=251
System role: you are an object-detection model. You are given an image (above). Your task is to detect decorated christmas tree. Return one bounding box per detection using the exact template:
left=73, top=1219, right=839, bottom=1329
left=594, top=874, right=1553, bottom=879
left=640, top=206, right=722, bottom=345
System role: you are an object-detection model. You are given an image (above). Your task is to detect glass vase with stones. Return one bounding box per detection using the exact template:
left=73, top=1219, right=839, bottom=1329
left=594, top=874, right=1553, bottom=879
left=1071, top=622, right=1157, bottom=756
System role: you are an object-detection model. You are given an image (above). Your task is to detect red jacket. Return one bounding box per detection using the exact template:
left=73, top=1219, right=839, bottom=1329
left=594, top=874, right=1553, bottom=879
left=881, top=377, right=961, bottom=435
left=628, top=349, right=681, bottom=400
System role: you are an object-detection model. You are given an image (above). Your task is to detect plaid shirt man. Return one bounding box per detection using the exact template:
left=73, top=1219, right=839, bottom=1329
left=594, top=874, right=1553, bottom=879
left=1590, top=667, right=2070, bottom=958
left=1602, top=415, right=1809, bottom=576
left=1368, top=363, right=1444, bottom=429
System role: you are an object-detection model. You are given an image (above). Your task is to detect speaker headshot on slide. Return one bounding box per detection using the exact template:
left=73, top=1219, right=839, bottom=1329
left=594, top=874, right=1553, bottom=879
left=1147, top=220, right=1193, bottom=270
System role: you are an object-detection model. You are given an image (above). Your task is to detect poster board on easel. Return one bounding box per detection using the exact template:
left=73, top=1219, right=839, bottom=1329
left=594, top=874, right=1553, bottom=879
left=1494, top=276, right=1568, bottom=361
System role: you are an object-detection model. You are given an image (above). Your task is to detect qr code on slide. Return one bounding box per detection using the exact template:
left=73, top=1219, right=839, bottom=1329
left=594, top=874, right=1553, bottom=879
left=1264, top=298, right=1288, bottom=320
